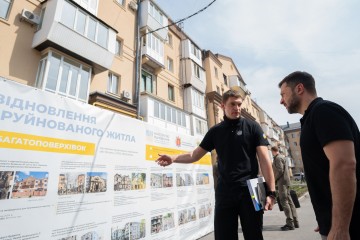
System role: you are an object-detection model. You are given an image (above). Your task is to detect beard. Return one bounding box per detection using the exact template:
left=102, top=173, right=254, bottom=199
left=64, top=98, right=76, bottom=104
left=287, top=92, right=301, bottom=114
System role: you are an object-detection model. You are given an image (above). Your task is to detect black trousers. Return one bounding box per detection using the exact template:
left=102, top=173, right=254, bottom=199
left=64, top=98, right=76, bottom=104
left=215, top=187, right=263, bottom=240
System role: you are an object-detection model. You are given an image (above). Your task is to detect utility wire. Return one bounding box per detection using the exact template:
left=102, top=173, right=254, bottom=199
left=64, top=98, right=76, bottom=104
left=144, top=0, right=217, bottom=36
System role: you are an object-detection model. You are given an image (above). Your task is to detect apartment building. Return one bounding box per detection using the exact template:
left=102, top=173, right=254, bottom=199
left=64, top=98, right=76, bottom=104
left=281, top=122, right=303, bottom=174
left=0, top=0, right=138, bottom=117
left=1, top=0, right=292, bottom=171
left=138, top=0, right=207, bottom=137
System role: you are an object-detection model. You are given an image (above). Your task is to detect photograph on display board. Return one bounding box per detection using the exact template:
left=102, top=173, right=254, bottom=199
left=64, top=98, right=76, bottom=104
left=178, top=207, right=197, bottom=226
left=196, top=173, right=210, bottom=185
left=114, top=173, right=132, bottom=191
left=86, top=172, right=107, bottom=193
left=57, top=172, right=85, bottom=195
left=11, top=171, right=48, bottom=199
left=176, top=173, right=194, bottom=187
left=0, top=171, right=14, bottom=200
left=150, top=173, right=173, bottom=189
left=131, top=173, right=146, bottom=190
left=111, top=219, right=146, bottom=239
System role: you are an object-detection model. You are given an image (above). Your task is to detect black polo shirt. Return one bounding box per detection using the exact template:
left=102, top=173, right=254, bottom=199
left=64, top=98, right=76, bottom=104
left=200, top=116, right=269, bottom=195
left=300, top=97, right=360, bottom=236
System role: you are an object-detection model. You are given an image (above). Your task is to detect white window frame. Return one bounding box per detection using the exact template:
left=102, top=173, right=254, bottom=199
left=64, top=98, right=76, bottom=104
left=153, top=100, right=186, bottom=127
left=148, top=2, right=164, bottom=25
left=61, top=0, right=109, bottom=48
left=192, top=89, right=204, bottom=109
left=35, top=51, right=91, bottom=102
left=168, top=84, right=174, bottom=101
left=141, top=71, right=156, bottom=94
left=115, top=38, right=123, bottom=56
left=193, top=63, right=201, bottom=79
left=195, top=118, right=207, bottom=135
left=115, top=0, right=125, bottom=6
left=167, top=57, right=173, bottom=72
left=0, top=0, right=13, bottom=20
left=107, top=73, right=120, bottom=95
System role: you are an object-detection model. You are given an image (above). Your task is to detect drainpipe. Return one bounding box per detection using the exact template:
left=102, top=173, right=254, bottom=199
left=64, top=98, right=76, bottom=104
left=134, top=0, right=142, bottom=119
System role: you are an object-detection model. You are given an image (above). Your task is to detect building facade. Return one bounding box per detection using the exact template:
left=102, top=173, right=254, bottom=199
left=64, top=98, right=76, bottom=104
left=1, top=0, right=294, bottom=178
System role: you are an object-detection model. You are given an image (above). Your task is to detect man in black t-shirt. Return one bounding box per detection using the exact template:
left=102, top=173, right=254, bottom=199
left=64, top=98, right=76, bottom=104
left=279, top=71, right=360, bottom=240
left=156, top=90, right=276, bottom=240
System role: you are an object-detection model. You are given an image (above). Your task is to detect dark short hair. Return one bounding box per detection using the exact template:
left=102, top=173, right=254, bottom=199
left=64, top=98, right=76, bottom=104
left=278, top=71, right=317, bottom=95
left=222, top=89, right=242, bottom=103
left=271, top=146, right=279, bottom=152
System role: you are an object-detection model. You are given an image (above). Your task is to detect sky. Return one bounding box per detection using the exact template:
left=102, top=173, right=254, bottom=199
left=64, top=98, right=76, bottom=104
left=155, top=0, right=360, bottom=127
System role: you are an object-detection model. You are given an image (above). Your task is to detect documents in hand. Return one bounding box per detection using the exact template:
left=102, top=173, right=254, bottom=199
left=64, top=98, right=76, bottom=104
left=246, top=176, right=266, bottom=211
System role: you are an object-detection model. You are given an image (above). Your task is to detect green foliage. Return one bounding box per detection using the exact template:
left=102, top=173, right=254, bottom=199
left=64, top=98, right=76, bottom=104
left=290, top=183, right=308, bottom=197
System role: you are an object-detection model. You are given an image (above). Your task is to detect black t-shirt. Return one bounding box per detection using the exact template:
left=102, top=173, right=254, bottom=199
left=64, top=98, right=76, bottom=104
left=200, top=116, right=269, bottom=195
left=300, top=97, right=360, bottom=236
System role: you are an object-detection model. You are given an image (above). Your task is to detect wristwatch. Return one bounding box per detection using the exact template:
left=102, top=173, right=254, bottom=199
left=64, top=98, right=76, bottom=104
left=266, top=190, right=276, bottom=199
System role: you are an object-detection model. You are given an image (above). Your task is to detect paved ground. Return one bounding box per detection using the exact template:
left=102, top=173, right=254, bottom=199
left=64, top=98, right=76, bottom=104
left=197, top=192, right=323, bottom=240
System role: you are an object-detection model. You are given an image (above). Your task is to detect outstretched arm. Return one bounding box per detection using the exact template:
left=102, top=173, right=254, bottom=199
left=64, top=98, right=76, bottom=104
left=156, top=146, right=208, bottom=167
left=324, top=140, right=356, bottom=240
left=257, top=145, right=276, bottom=210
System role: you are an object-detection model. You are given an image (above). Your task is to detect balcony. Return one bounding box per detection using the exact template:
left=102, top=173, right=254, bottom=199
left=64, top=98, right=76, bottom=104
left=229, top=75, right=250, bottom=99
left=141, top=32, right=165, bottom=69
left=181, top=39, right=202, bottom=66
left=181, top=60, right=206, bottom=93
left=183, top=87, right=206, bottom=119
left=32, top=0, right=116, bottom=69
left=139, top=93, right=191, bottom=135
left=140, top=0, right=168, bottom=40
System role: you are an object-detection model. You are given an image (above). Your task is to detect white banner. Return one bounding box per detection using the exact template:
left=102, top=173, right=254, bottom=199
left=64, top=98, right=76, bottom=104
left=0, top=79, right=214, bottom=240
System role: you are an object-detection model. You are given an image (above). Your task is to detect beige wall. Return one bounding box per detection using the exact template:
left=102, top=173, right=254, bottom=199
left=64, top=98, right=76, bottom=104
left=0, top=0, right=43, bottom=86
left=155, top=28, right=184, bottom=109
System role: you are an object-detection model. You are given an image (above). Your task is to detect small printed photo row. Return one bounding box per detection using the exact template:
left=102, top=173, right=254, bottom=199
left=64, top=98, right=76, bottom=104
left=57, top=230, right=103, bottom=240
left=1, top=171, right=210, bottom=199
left=151, top=213, right=175, bottom=235
left=0, top=171, right=48, bottom=199
left=111, top=219, right=146, bottom=240
left=114, top=173, right=146, bottom=191
left=58, top=172, right=107, bottom=195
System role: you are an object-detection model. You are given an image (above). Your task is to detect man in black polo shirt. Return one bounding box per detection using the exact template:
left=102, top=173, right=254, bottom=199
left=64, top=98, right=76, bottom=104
left=156, top=90, right=276, bottom=240
left=278, top=71, right=360, bottom=239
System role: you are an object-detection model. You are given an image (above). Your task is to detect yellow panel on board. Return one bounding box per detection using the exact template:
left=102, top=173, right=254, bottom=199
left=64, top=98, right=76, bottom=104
left=145, top=144, right=211, bottom=165
left=0, top=131, right=95, bottom=155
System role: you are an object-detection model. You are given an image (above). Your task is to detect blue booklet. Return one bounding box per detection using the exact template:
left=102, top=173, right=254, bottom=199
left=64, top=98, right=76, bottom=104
left=246, top=176, right=266, bottom=211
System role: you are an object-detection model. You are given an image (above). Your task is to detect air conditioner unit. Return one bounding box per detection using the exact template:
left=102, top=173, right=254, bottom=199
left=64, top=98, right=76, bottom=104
left=122, top=90, right=132, bottom=101
left=21, top=9, right=40, bottom=25
left=128, top=1, right=138, bottom=11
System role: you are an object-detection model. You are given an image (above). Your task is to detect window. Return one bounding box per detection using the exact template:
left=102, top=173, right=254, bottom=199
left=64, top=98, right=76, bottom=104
left=108, top=73, right=120, bottom=95
left=115, top=39, right=123, bottom=56
left=193, top=63, right=201, bottom=79
left=167, top=34, right=173, bottom=46
left=167, top=57, right=173, bottom=72
left=168, top=85, right=174, bottom=101
left=73, top=0, right=98, bottom=14
left=116, top=0, right=125, bottom=5
left=146, top=33, right=164, bottom=56
left=191, top=43, right=200, bottom=59
left=141, top=71, right=156, bottom=94
left=294, top=142, right=298, bottom=146
left=214, top=67, right=218, bottom=78
left=195, top=119, right=207, bottom=135
left=216, top=86, right=220, bottom=94
left=291, top=133, right=295, bottom=138
left=35, top=51, right=91, bottom=102
left=148, top=2, right=163, bottom=25
left=153, top=100, right=186, bottom=127
left=223, top=74, right=228, bottom=86
left=192, top=89, right=204, bottom=109
left=61, top=1, right=108, bottom=48
left=0, top=0, right=12, bottom=20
